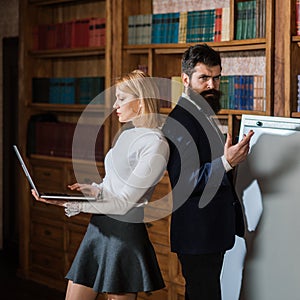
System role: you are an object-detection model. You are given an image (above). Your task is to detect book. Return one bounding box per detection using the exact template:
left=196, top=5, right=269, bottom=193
left=236, top=1, right=245, bottom=40
left=220, top=75, right=229, bottom=109
left=171, top=76, right=184, bottom=108
left=178, top=11, right=188, bottom=43
left=214, top=8, right=222, bottom=42
left=221, top=7, right=230, bottom=41
left=297, top=0, right=300, bottom=35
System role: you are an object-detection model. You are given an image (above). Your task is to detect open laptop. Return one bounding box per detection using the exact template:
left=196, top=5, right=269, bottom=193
left=13, top=145, right=96, bottom=201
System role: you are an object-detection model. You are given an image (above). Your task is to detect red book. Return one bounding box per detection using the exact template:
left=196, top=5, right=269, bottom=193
left=65, top=20, right=75, bottom=49
left=46, top=24, right=57, bottom=50
left=55, top=22, right=64, bottom=49
left=38, top=24, right=48, bottom=50
left=73, top=18, right=90, bottom=48
left=214, top=8, right=222, bottom=42
left=32, top=26, right=39, bottom=50
left=88, top=18, right=96, bottom=47
left=92, top=18, right=106, bottom=47
left=297, top=0, right=300, bottom=35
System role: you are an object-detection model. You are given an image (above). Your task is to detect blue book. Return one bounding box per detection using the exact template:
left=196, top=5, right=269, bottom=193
left=49, top=78, right=62, bottom=104
left=62, top=77, right=75, bottom=104
left=151, top=14, right=161, bottom=43
left=171, top=12, right=180, bottom=43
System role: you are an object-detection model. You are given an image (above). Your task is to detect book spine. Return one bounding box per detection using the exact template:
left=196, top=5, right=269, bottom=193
left=214, top=8, right=222, bottom=42
left=297, top=0, right=300, bottom=35
left=178, top=11, right=187, bottom=43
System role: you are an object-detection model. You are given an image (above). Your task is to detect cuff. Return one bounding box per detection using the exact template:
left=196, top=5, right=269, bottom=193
left=221, top=155, right=233, bottom=172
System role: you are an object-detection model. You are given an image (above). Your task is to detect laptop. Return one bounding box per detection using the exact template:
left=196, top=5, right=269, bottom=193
left=13, top=145, right=96, bottom=201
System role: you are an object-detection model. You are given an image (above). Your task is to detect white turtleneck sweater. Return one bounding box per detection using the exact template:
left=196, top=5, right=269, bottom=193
left=73, top=127, right=169, bottom=216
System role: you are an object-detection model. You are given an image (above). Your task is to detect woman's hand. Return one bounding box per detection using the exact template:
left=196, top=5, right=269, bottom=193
left=31, top=189, right=67, bottom=207
left=68, top=183, right=100, bottom=198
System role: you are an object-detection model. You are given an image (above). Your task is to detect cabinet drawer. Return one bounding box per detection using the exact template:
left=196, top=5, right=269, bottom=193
left=31, top=216, right=64, bottom=249
left=67, top=163, right=104, bottom=185
left=32, top=165, right=64, bottom=191
left=66, top=223, right=88, bottom=253
left=30, top=244, right=65, bottom=280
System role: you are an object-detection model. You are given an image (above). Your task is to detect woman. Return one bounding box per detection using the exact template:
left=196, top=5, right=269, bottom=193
left=32, top=70, right=169, bottom=300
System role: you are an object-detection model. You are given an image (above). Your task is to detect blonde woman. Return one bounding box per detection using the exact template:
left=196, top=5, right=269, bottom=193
left=32, top=70, right=169, bottom=300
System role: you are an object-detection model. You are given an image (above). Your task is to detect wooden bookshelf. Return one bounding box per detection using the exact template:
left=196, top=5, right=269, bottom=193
left=117, top=0, right=274, bottom=140
left=113, top=0, right=275, bottom=298
left=274, top=0, right=300, bottom=117
left=17, top=0, right=112, bottom=297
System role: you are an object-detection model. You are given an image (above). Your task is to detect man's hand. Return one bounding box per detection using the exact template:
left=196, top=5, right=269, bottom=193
left=224, top=130, right=254, bottom=167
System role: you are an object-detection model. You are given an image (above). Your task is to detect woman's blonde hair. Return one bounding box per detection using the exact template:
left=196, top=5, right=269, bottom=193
left=115, top=70, right=162, bottom=128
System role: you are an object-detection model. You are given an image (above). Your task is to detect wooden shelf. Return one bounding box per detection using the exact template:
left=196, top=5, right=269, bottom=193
left=29, top=47, right=105, bottom=58
left=30, top=153, right=104, bottom=166
left=29, top=0, right=105, bottom=6
left=291, top=112, right=300, bottom=118
left=29, top=103, right=109, bottom=113
left=124, top=39, right=267, bottom=54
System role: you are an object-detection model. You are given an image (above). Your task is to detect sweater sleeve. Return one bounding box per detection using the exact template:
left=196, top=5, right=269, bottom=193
left=80, top=137, right=169, bottom=215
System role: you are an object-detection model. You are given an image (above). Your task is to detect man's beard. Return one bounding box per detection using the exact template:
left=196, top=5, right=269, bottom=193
left=200, top=89, right=221, bottom=114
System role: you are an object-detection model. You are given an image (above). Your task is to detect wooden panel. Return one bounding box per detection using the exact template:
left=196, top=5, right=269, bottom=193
left=31, top=164, right=64, bottom=191
left=31, top=215, right=64, bottom=249
left=169, top=283, right=185, bottom=300
left=66, top=163, right=104, bottom=185
left=138, top=283, right=169, bottom=300
left=151, top=243, right=170, bottom=282
left=30, top=244, right=65, bottom=280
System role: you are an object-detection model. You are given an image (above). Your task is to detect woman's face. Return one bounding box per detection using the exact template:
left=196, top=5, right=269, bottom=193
left=113, top=87, right=141, bottom=123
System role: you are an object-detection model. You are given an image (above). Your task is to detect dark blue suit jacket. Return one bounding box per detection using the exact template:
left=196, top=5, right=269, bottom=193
left=163, top=96, right=244, bottom=255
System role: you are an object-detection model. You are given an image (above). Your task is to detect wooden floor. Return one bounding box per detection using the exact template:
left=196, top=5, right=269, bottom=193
left=0, top=249, right=65, bottom=300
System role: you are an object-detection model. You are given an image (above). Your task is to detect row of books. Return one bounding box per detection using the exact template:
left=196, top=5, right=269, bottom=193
left=235, top=0, right=266, bottom=40
left=134, top=73, right=265, bottom=111
left=220, top=75, right=265, bottom=111
left=297, top=74, right=300, bottom=112
left=32, top=77, right=105, bottom=105
left=128, top=8, right=230, bottom=45
left=33, top=17, right=106, bottom=51
left=297, top=0, right=300, bottom=36
left=31, top=120, right=104, bottom=161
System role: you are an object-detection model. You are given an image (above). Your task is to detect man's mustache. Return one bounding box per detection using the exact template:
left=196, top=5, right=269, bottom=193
left=201, top=89, right=221, bottom=99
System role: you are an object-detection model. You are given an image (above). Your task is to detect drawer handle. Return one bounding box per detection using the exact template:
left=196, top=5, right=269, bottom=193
left=43, top=172, right=51, bottom=177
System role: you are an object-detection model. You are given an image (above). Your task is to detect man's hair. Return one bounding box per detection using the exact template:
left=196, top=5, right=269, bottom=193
left=182, top=44, right=222, bottom=77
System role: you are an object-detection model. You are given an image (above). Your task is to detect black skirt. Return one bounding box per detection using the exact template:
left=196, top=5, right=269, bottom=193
left=66, top=212, right=165, bottom=293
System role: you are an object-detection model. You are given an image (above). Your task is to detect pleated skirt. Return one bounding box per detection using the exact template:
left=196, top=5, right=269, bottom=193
left=66, top=213, right=165, bottom=293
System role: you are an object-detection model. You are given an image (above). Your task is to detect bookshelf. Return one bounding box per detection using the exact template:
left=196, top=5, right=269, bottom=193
left=119, top=0, right=274, bottom=139
left=114, top=0, right=275, bottom=299
left=276, top=0, right=300, bottom=118
left=18, top=0, right=111, bottom=296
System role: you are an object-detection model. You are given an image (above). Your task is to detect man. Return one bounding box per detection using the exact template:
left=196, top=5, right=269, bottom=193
left=163, top=44, right=254, bottom=300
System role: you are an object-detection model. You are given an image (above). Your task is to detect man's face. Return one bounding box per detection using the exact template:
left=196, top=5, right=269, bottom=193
left=182, top=62, right=222, bottom=113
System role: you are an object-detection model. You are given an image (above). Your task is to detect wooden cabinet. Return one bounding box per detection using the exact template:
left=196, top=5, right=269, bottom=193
left=22, top=156, right=104, bottom=291
left=273, top=0, right=300, bottom=118
left=17, top=1, right=111, bottom=295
